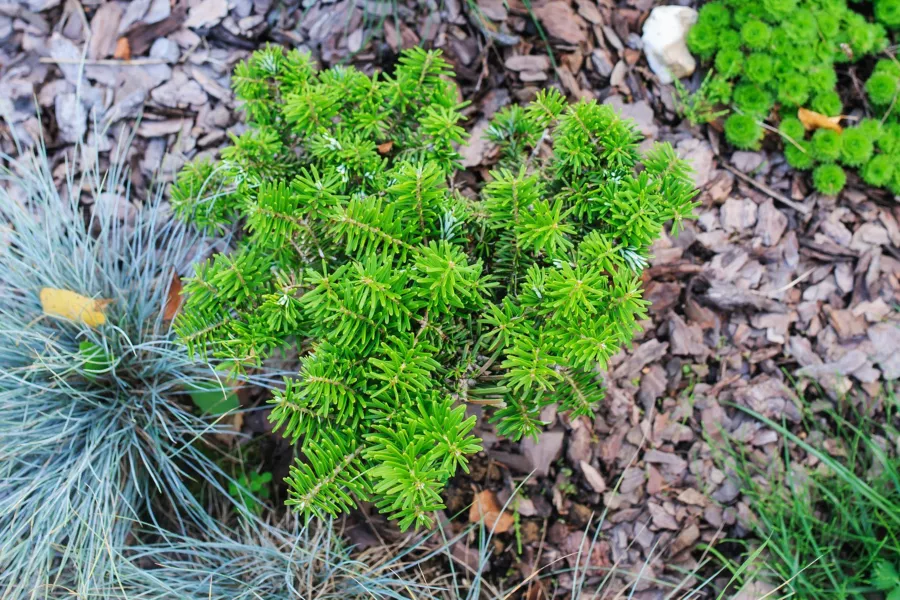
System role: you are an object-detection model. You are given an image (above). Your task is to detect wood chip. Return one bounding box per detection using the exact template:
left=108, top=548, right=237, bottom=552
left=534, top=1, right=588, bottom=45
left=468, top=490, right=514, bottom=533
left=184, top=0, right=229, bottom=29
left=579, top=460, right=607, bottom=493
left=504, top=54, right=551, bottom=72
left=88, top=2, right=125, bottom=60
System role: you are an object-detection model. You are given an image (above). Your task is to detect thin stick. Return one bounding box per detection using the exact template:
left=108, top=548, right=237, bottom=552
left=40, top=57, right=168, bottom=66
left=721, top=163, right=812, bottom=215
left=761, top=121, right=806, bottom=153
left=763, top=267, right=815, bottom=298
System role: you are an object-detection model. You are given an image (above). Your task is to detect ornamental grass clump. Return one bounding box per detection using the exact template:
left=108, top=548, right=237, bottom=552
left=173, top=46, right=698, bottom=530
left=100, top=518, right=448, bottom=599
left=0, top=134, right=264, bottom=596
left=686, top=0, right=900, bottom=196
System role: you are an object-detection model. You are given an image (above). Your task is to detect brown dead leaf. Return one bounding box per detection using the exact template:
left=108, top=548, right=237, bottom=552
left=40, top=288, right=112, bottom=328
left=797, top=107, right=843, bottom=133
left=376, top=141, right=394, bottom=155
left=113, top=37, right=131, bottom=61
left=162, top=273, right=183, bottom=321
left=468, top=490, right=514, bottom=533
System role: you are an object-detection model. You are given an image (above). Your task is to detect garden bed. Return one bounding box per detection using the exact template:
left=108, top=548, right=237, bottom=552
left=1, top=0, right=898, bottom=598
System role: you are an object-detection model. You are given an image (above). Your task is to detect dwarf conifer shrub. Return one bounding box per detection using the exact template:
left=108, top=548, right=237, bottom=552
left=686, top=0, right=900, bottom=196
left=173, top=46, right=698, bottom=530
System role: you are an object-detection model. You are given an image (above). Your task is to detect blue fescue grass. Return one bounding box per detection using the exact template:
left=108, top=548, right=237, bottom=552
left=97, top=517, right=452, bottom=599
left=0, top=127, right=275, bottom=598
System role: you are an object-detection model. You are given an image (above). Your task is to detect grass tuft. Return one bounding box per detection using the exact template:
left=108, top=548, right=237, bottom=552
left=99, top=517, right=446, bottom=599
left=714, top=384, right=900, bottom=599
left=0, top=128, right=272, bottom=597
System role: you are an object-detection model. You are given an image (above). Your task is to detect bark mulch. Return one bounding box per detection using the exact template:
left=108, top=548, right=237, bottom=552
left=1, top=0, right=898, bottom=597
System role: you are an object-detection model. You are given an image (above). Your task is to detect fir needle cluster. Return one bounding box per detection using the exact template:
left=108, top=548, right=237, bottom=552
left=172, top=46, right=698, bottom=530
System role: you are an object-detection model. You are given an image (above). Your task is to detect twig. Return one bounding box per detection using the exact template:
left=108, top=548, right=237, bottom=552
left=881, top=86, right=900, bottom=125
left=39, top=57, right=167, bottom=66
left=761, top=121, right=806, bottom=153
left=721, top=163, right=812, bottom=215
left=763, top=267, right=815, bottom=298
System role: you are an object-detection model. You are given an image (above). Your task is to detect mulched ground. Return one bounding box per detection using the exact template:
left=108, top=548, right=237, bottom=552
left=2, top=0, right=898, bottom=597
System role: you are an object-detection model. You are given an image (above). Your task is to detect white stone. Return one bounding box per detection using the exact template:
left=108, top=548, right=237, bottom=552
left=641, top=5, right=698, bottom=85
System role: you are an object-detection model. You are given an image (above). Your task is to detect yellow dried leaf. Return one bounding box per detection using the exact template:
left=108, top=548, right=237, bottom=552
left=797, top=107, right=843, bottom=133
left=40, top=288, right=112, bottom=328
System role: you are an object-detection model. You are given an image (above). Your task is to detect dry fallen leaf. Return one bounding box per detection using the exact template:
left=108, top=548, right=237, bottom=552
left=468, top=489, right=514, bottom=533
left=376, top=141, right=394, bottom=155
left=162, top=272, right=183, bottom=321
left=797, top=107, right=843, bottom=133
left=40, top=288, right=112, bottom=328
left=113, top=37, right=131, bottom=60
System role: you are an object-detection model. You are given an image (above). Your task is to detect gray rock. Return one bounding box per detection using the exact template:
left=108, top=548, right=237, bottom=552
left=604, top=95, right=659, bottom=142
left=711, top=477, right=740, bottom=504
left=38, top=79, right=72, bottom=108
left=140, top=138, right=167, bottom=175
left=190, top=67, right=230, bottom=100
left=720, top=197, right=758, bottom=232
left=137, top=118, right=187, bottom=138
left=184, top=0, right=229, bottom=29
left=754, top=199, right=787, bottom=246
left=233, top=0, right=253, bottom=18
left=505, top=54, right=551, bottom=72
left=591, top=48, right=614, bottom=78
left=95, top=192, right=137, bottom=224
left=868, top=322, right=900, bottom=380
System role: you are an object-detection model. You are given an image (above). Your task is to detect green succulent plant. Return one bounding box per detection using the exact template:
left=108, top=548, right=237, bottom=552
left=725, top=113, right=764, bottom=149
left=683, top=0, right=900, bottom=196
left=812, top=163, right=847, bottom=195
